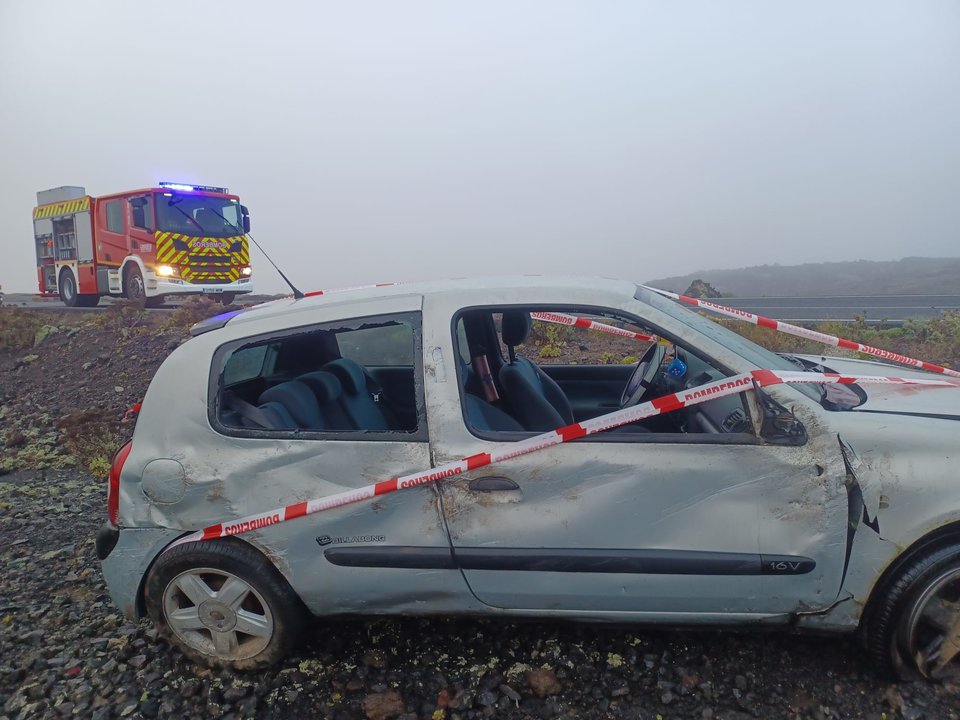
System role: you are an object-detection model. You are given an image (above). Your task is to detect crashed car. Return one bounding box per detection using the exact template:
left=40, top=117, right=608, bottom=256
left=97, top=277, right=960, bottom=677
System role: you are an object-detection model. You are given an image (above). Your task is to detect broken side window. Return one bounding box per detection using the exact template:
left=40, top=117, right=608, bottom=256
left=211, top=312, right=426, bottom=439
left=454, top=305, right=757, bottom=442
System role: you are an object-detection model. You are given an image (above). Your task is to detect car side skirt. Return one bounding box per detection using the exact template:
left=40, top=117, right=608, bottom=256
left=324, top=546, right=816, bottom=575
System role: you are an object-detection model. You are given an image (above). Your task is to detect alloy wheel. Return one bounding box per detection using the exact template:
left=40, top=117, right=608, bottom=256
left=901, top=566, right=960, bottom=679
left=162, top=567, right=274, bottom=661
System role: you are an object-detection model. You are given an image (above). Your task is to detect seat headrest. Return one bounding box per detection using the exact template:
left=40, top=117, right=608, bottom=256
left=322, top=358, right=367, bottom=396
left=501, top=310, right=532, bottom=347
left=297, top=371, right=344, bottom=404
left=258, top=380, right=319, bottom=426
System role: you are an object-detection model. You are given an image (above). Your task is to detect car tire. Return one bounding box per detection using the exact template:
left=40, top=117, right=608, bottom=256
left=58, top=269, right=79, bottom=308
left=144, top=539, right=308, bottom=670
left=863, top=543, right=960, bottom=681
left=124, top=265, right=147, bottom=307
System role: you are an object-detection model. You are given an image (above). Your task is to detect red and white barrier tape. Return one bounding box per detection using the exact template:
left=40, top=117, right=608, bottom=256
left=530, top=311, right=659, bottom=343
left=292, top=281, right=955, bottom=380
left=642, top=286, right=960, bottom=379
left=168, top=369, right=960, bottom=548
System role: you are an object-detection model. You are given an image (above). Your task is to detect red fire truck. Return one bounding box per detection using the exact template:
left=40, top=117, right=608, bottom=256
left=32, top=182, right=253, bottom=307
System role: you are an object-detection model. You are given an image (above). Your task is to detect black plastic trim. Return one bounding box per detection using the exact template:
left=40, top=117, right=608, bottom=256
left=324, top=546, right=455, bottom=569
left=96, top=521, right=120, bottom=560
left=324, top=546, right=815, bottom=575
left=469, top=476, right=520, bottom=492
left=855, top=409, right=960, bottom=422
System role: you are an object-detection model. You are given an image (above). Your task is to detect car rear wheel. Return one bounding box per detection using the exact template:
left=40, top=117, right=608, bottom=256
left=144, top=539, right=308, bottom=670
left=864, top=543, right=960, bottom=680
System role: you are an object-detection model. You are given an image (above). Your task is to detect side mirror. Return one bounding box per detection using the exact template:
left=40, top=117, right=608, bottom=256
left=240, top=206, right=251, bottom=233
left=753, top=381, right=807, bottom=446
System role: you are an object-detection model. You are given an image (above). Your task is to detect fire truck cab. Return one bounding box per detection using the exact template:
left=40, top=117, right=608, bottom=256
left=33, top=182, right=254, bottom=307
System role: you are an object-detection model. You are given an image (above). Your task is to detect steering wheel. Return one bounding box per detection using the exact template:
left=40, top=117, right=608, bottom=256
left=620, top=342, right=667, bottom=407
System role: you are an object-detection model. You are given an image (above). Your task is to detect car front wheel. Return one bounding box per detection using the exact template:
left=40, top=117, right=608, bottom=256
left=144, top=539, right=308, bottom=670
left=865, top=543, right=960, bottom=680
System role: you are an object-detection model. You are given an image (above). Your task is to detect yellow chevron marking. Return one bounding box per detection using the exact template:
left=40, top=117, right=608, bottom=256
left=147, top=230, right=251, bottom=281
left=33, top=196, right=91, bottom=219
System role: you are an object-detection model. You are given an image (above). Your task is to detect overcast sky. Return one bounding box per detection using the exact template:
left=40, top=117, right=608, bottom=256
left=1, top=1, right=958, bottom=294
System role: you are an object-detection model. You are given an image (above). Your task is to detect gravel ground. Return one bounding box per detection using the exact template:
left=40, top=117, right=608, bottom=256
left=2, top=303, right=960, bottom=719
left=2, top=471, right=959, bottom=720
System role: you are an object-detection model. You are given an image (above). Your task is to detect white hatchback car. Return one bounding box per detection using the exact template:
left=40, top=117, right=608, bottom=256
left=97, top=277, right=960, bottom=677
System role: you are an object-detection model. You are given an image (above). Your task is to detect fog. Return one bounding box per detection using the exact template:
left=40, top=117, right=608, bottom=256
left=1, top=1, right=958, bottom=294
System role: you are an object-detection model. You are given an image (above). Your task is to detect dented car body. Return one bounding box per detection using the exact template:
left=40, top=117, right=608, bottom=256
left=97, top=277, right=960, bottom=676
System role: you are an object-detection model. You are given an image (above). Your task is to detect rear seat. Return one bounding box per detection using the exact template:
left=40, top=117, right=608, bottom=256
left=320, top=358, right=392, bottom=432
left=245, top=401, right=298, bottom=430
left=257, top=373, right=353, bottom=431
left=221, top=390, right=298, bottom=430
left=296, top=371, right=354, bottom=430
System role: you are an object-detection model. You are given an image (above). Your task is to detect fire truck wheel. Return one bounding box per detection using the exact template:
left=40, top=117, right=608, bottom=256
left=217, top=293, right=236, bottom=305
left=58, top=269, right=79, bottom=308
left=124, top=266, right=147, bottom=307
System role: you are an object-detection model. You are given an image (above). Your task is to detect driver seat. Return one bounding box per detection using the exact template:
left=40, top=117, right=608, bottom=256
left=498, top=310, right=575, bottom=431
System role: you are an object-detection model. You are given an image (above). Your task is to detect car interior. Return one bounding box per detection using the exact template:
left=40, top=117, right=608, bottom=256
left=455, top=308, right=754, bottom=438
left=215, top=317, right=420, bottom=433
left=212, top=307, right=756, bottom=439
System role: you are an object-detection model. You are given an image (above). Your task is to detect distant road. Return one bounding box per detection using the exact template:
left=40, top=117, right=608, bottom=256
left=4, top=292, right=960, bottom=323
left=717, top=295, right=960, bottom=323
left=2, top=293, right=189, bottom=312
left=0, top=293, right=259, bottom=312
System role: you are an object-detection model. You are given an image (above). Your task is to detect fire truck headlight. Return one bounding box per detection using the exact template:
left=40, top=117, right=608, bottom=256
left=241, top=266, right=252, bottom=276
left=156, top=265, right=178, bottom=277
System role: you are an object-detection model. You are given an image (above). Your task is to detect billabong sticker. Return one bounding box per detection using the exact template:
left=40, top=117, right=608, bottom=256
left=316, top=534, right=386, bottom=547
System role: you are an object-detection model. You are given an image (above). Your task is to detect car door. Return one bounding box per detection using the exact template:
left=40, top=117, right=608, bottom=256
left=421, top=291, right=851, bottom=619
left=96, top=197, right=128, bottom=268
left=191, top=299, right=467, bottom=616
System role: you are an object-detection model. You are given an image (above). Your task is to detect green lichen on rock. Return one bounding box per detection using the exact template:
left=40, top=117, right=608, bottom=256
left=33, top=324, right=61, bottom=347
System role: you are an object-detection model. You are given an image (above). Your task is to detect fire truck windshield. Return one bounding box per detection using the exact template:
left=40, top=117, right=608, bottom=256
left=155, top=194, right=244, bottom=238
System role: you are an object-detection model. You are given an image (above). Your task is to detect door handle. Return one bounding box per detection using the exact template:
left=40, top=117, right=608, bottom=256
left=469, top=476, right=520, bottom=492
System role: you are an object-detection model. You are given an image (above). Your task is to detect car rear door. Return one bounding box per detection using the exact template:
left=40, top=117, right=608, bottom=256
left=186, top=297, right=467, bottom=616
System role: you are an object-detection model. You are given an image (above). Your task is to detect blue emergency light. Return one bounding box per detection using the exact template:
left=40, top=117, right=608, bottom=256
left=159, top=181, right=229, bottom=194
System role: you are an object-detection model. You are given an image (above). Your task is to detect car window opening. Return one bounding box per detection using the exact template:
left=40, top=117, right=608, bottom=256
left=453, top=307, right=755, bottom=440
left=214, top=315, right=422, bottom=436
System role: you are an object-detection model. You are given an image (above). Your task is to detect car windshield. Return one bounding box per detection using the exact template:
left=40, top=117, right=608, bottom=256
left=634, top=286, right=823, bottom=403
left=155, top=193, right=243, bottom=238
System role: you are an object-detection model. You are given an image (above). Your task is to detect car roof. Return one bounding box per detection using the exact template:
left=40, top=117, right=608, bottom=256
left=225, top=275, right=640, bottom=327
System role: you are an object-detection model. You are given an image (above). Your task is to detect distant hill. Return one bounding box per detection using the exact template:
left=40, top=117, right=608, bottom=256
left=646, top=257, right=960, bottom=297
